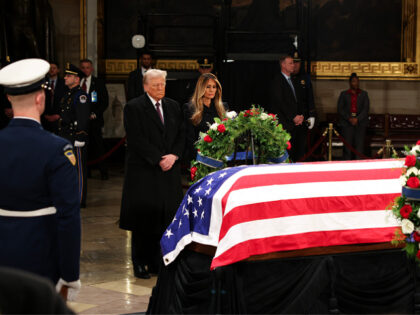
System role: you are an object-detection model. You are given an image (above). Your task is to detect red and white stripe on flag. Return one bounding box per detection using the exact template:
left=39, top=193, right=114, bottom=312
left=209, top=159, right=403, bottom=269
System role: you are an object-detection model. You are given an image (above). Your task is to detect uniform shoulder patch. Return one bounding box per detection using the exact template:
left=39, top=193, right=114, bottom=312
left=79, top=95, right=87, bottom=103
left=64, top=149, right=76, bottom=166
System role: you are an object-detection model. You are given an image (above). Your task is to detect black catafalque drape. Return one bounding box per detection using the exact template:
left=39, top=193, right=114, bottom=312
left=148, top=249, right=420, bottom=314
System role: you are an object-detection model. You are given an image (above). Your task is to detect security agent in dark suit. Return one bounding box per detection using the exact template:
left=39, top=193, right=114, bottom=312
left=0, top=58, right=81, bottom=300
left=337, top=73, right=370, bottom=160
left=268, top=54, right=307, bottom=161
left=126, top=51, right=153, bottom=101
left=59, top=63, right=91, bottom=207
left=120, top=69, right=185, bottom=279
left=80, top=58, right=109, bottom=180
left=42, top=61, right=67, bottom=134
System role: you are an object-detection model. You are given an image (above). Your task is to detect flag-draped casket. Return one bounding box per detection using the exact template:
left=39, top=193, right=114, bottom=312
left=161, top=159, right=403, bottom=269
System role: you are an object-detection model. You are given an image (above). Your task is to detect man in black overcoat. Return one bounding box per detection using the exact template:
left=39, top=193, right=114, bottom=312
left=43, top=61, right=66, bottom=134
left=119, top=69, right=185, bottom=279
left=80, top=59, right=109, bottom=180
left=126, top=51, right=153, bottom=101
left=268, top=54, right=307, bottom=161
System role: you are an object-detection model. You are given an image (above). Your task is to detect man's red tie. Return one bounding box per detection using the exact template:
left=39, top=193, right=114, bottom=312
left=156, top=102, right=164, bottom=124
left=81, top=79, right=87, bottom=92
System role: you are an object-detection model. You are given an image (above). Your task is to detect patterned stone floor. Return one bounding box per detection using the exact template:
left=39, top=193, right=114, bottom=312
left=68, top=165, right=156, bottom=314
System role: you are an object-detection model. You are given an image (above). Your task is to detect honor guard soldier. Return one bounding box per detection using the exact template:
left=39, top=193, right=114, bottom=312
left=59, top=64, right=90, bottom=208
left=0, top=59, right=81, bottom=300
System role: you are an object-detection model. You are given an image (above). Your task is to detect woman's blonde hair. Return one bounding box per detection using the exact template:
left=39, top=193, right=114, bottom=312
left=190, top=73, right=225, bottom=126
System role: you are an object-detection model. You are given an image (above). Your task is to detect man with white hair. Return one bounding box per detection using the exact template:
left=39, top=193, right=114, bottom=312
left=0, top=58, right=81, bottom=300
left=119, top=69, right=185, bottom=279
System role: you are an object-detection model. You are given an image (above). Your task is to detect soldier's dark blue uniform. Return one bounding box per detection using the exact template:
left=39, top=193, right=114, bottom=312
left=0, top=58, right=81, bottom=292
left=0, top=118, right=81, bottom=283
left=59, top=66, right=90, bottom=207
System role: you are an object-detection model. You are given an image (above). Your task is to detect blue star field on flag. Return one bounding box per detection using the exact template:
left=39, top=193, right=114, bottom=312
left=160, top=166, right=244, bottom=260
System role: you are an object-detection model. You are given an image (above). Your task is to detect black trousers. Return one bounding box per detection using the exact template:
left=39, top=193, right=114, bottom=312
left=75, top=146, right=88, bottom=206
left=341, top=124, right=366, bottom=160
left=131, top=231, right=161, bottom=269
left=290, top=125, right=307, bottom=162
left=88, top=121, right=107, bottom=176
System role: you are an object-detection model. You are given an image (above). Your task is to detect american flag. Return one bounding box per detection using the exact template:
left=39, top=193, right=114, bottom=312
left=161, top=159, right=403, bottom=270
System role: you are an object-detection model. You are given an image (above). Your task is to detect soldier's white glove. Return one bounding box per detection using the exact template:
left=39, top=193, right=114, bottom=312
left=307, top=117, right=315, bottom=130
left=74, top=141, right=85, bottom=147
left=56, top=278, right=81, bottom=301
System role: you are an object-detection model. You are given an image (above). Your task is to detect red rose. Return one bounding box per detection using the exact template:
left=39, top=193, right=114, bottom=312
left=417, top=140, right=420, bottom=145
left=268, top=113, right=276, bottom=119
left=287, top=141, right=292, bottom=150
left=416, top=250, right=420, bottom=260
left=414, top=232, right=420, bottom=242
left=407, top=176, right=420, bottom=188
left=244, top=110, right=251, bottom=117
left=217, top=124, right=226, bottom=133
left=405, top=155, right=417, bottom=167
left=400, top=204, right=413, bottom=218
left=190, top=166, right=197, bottom=181
left=223, top=118, right=228, bottom=121
left=204, top=135, right=213, bottom=143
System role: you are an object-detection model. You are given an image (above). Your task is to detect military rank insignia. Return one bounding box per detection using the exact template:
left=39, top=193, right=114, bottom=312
left=79, top=95, right=87, bottom=103
left=64, top=149, right=76, bottom=166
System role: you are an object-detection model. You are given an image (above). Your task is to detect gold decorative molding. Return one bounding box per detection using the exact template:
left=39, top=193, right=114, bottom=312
left=310, top=61, right=420, bottom=80
left=105, top=59, right=137, bottom=74
left=156, top=59, right=199, bottom=71
left=105, top=59, right=199, bottom=75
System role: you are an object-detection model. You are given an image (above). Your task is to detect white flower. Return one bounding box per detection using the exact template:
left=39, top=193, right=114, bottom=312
left=400, top=175, right=408, bottom=186
left=410, top=145, right=420, bottom=156
left=406, top=167, right=419, bottom=177
left=260, top=113, right=269, bottom=120
left=401, top=219, right=415, bottom=234
left=210, top=122, right=219, bottom=131
left=225, top=111, right=237, bottom=119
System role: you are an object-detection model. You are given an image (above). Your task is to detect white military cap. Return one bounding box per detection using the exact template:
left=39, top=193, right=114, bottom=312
left=0, top=58, right=50, bottom=95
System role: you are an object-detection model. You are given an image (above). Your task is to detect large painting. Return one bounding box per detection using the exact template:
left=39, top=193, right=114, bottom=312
left=311, top=0, right=402, bottom=62
left=103, top=83, right=126, bottom=138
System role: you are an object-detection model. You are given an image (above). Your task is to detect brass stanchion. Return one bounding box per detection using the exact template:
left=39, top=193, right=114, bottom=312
left=328, top=123, right=333, bottom=161
left=384, top=139, right=391, bottom=158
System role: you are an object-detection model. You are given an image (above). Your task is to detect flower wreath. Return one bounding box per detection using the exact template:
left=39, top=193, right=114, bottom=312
left=391, top=140, right=420, bottom=259
left=190, top=106, right=291, bottom=183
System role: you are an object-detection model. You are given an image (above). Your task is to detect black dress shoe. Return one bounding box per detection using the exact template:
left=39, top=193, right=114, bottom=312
left=134, top=265, right=150, bottom=279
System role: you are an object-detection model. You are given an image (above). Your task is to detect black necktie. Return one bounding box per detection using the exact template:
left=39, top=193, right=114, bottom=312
left=156, top=102, right=164, bottom=124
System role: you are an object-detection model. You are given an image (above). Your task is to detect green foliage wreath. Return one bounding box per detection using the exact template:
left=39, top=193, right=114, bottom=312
left=189, top=106, right=291, bottom=183
left=390, top=140, right=420, bottom=259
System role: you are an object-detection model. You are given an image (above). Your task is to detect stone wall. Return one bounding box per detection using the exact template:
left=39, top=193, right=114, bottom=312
left=50, top=0, right=80, bottom=70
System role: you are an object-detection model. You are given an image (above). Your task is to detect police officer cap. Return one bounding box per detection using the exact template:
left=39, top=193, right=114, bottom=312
left=292, top=51, right=301, bottom=62
left=65, top=63, right=85, bottom=79
left=0, top=58, right=50, bottom=95
left=198, top=57, right=213, bottom=68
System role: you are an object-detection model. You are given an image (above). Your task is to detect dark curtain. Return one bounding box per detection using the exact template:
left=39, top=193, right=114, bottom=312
left=148, top=249, right=419, bottom=314
left=221, top=61, right=279, bottom=113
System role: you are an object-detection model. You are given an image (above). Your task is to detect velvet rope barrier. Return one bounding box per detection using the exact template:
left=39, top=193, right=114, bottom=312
left=334, top=133, right=376, bottom=160
left=297, top=134, right=327, bottom=162
left=87, top=137, right=126, bottom=166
